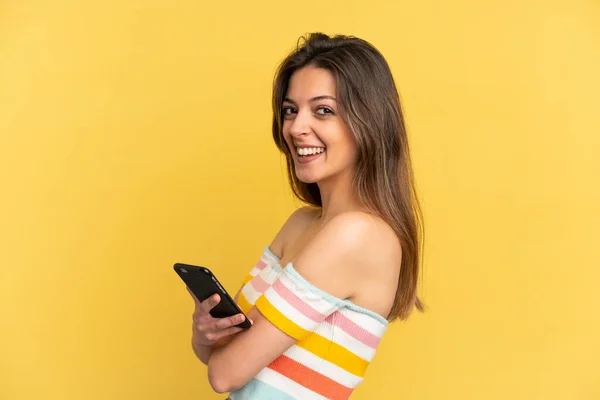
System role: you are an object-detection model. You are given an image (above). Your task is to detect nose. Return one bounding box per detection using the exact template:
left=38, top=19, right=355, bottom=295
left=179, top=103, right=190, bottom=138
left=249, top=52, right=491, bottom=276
left=288, top=109, right=312, bottom=138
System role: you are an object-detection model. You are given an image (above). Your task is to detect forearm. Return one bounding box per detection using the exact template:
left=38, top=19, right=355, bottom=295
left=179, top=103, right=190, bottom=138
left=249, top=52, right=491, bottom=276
left=192, top=331, right=234, bottom=366
left=207, top=336, right=249, bottom=393
left=192, top=335, right=212, bottom=365
left=206, top=308, right=288, bottom=393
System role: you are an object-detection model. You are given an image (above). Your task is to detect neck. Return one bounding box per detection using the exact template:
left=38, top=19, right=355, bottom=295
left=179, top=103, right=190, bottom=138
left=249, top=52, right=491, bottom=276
left=316, top=169, right=362, bottom=222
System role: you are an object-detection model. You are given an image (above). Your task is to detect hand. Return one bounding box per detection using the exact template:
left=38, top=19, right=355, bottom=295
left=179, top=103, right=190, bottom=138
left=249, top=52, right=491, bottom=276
left=187, top=286, right=252, bottom=347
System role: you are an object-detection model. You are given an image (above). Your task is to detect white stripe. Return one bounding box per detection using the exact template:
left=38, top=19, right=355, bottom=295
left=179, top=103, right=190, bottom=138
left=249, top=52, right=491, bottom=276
left=263, top=289, right=318, bottom=331
left=262, top=248, right=280, bottom=264
left=284, top=345, right=363, bottom=388
left=241, top=281, right=263, bottom=304
left=254, top=267, right=282, bottom=293
left=249, top=257, right=278, bottom=278
left=338, top=308, right=387, bottom=337
left=259, top=267, right=281, bottom=285
left=313, top=321, right=376, bottom=362
left=279, top=272, right=340, bottom=314
left=242, top=265, right=283, bottom=306
left=243, top=262, right=285, bottom=303
left=261, top=254, right=275, bottom=265
left=249, top=266, right=261, bottom=277
left=255, top=367, right=328, bottom=400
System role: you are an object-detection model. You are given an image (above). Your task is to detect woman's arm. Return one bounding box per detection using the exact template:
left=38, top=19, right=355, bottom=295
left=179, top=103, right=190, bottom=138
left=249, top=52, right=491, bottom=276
left=188, top=288, right=250, bottom=366
left=206, top=212, right=384, bottom=393
left=191, top=288, right=246, bottom=365
left=192, top=338, right=212, bottom=365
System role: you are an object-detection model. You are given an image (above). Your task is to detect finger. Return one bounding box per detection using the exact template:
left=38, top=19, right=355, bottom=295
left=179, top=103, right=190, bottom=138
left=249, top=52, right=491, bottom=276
left=235, top=303, right=254, bottom=325
left=200, top=293, right=220, bottom=314
left=214, top=313, right=247, bottom=330
left=211, top=326, right=245, bottom=342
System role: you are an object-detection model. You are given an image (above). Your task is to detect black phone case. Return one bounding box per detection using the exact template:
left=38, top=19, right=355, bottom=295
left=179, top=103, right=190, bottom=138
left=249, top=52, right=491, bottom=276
left=174, top=263, right=251, bottom=329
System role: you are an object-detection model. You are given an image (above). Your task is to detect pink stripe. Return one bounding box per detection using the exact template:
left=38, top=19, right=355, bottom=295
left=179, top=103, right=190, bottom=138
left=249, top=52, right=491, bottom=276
left=325, top=313, right=381, bottom=349
left=250, top=274, right=270, bottom=293
left=272, top=280, right=327, bottom=322
left=255, top=260, right=268, bottom=271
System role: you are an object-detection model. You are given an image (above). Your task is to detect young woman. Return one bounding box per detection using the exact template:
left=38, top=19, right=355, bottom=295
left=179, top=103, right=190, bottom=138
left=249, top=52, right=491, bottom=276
left=187, top=32, right=424, bottom=399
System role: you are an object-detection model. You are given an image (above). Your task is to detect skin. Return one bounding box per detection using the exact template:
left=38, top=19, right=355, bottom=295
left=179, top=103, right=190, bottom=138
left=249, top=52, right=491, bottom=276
left=188, top=66, right=402, bottom=394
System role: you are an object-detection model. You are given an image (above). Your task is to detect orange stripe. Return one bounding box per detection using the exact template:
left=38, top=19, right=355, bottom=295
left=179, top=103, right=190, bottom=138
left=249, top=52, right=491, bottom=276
left=268, top=355, right=353, bottom=400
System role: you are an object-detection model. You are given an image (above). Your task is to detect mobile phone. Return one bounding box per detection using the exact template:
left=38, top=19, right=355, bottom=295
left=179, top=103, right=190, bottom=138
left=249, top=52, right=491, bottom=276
left=174, top=263, right=251, bottom=329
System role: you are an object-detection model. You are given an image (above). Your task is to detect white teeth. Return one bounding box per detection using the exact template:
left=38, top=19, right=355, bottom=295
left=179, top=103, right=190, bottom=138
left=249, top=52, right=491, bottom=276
left=297, top=147, right=325, bottom=156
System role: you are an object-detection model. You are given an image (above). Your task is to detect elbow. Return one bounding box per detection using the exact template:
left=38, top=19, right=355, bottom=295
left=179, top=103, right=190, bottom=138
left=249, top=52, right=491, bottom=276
left=208, top=360, right=244, bottom=394
left=208, top=373, right=232, bottom=394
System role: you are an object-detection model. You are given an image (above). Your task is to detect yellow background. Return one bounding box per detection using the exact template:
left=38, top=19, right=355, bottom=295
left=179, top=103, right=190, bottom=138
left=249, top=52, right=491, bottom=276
left=1, top=0, right=599, bottom=399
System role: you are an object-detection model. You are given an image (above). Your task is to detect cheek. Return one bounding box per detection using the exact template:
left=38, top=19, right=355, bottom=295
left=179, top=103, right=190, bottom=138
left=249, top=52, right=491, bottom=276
left=348, top=140, right=359, bottom=160
left=330, top=130, right=357, bottom=160
left=339, top=144, right=358, bottom=167
left=281, top=126, right=293, bottom=148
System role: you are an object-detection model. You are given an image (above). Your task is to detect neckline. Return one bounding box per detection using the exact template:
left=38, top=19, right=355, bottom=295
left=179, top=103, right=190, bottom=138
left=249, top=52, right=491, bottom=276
left=263, top=246, right=390, bottom=326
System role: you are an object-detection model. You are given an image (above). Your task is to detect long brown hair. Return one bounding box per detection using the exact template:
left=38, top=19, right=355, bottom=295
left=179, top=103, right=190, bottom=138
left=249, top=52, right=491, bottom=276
left=271, top=32, right=424, bottom=321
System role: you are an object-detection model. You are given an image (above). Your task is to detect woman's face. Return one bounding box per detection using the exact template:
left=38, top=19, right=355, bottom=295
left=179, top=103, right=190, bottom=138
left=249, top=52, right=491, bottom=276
left=282, top=66, right=358, bottom=184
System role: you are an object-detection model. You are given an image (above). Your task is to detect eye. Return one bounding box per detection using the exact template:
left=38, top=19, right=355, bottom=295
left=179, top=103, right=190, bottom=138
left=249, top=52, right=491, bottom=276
left=282, top=106, right=296, bottom=117
left=316, top=106, right=334, bottom=116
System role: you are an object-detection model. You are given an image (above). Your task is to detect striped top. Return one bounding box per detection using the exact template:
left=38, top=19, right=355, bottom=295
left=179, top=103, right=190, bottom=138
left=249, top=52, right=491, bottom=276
left=229, top=247, right=389, bottom=400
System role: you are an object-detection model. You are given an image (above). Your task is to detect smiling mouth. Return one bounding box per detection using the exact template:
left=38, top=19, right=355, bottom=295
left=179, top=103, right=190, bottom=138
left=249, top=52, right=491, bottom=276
left=296, top=147, right=326, bottom=157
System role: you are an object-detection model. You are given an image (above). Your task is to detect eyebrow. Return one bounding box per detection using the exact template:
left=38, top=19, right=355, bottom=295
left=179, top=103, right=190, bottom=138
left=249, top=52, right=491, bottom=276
left=283, top=95, right=337, bottom=104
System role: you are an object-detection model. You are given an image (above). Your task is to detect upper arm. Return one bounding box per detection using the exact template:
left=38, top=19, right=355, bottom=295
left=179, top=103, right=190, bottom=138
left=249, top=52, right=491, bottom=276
left=291, top=212, right=378, bottom=299
left=208, top=212, right=389, bottom=393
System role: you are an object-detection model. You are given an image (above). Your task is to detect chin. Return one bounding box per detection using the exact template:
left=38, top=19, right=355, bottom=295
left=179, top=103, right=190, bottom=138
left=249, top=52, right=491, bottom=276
left=295, top=171, right=320, bottom=184
left=296, top=176, right=319, bottom=184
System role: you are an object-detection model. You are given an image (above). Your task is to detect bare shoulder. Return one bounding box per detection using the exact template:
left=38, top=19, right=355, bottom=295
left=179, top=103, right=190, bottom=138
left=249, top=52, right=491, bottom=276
left=293, top=211, right=402, bottom=318
left=322, top=211, right=399, bottom=252
left=313, top=211, right=401, bottom=265
left=268, top=206, right=320, bottom=257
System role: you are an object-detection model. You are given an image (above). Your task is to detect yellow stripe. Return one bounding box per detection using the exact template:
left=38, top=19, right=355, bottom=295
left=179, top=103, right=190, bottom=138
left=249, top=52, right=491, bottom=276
left=297, top=333, right=369, bottom=377
left=237, top=292, right=253, bottom=315
left=256, top=295, right=308, bottom=340
left=242, top=273, right=253, bottom=286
